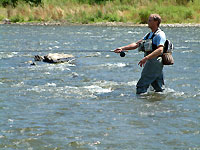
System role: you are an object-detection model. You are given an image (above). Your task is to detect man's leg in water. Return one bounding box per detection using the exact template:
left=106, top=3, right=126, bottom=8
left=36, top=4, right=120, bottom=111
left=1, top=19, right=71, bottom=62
left=136, top=57, right=163, bottom=94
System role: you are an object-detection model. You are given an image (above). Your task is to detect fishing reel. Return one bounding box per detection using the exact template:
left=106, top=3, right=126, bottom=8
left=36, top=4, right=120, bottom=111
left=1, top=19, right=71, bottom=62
left=110, top=50, right=126, bottom=57
left=120, top=51, right=126, bottom=57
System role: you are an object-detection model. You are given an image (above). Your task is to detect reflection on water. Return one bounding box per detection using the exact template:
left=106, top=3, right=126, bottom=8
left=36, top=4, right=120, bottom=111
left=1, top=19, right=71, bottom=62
left=0, top=25, right=200, bottom=150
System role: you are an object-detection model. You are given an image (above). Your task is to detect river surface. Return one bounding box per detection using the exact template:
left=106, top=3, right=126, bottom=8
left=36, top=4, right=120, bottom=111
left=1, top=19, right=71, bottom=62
left=0, top=25, right=200, bottom=150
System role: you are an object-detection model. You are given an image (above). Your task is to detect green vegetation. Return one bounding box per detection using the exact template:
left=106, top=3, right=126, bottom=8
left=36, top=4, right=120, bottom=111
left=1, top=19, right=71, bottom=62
left=0, top=0, right=199, bottom=24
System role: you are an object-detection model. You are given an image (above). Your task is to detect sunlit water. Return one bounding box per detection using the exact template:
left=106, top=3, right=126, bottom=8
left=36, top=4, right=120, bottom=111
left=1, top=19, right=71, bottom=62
left=0, top=25, right=200, bottom=150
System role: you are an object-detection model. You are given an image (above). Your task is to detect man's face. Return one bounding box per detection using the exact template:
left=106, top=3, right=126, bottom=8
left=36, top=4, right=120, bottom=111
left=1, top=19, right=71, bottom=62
left=148, top=16, right=157, bottom=28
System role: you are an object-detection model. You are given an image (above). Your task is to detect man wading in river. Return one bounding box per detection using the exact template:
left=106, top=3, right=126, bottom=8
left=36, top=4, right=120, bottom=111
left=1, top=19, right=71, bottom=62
left=114, top=14, right=166, bottom=94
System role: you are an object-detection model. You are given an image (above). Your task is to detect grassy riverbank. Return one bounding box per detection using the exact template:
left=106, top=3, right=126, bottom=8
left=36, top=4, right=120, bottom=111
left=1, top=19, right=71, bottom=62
left=0, top=0, right=200, bottom=24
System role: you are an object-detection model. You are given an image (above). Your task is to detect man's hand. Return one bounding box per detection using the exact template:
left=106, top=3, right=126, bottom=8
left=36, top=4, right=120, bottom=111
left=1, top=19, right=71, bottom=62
left=138, top=56, right=148, bottom=67
left=114, top=48, right=123, bottom=53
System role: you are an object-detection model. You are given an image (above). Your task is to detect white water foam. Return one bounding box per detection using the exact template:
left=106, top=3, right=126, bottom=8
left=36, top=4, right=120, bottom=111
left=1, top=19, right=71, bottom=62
left=185, top=40, right=200, bottom=43
left=45, top=83, right=56, bottom=87
left=163, top=88, right=185, bottom=97
left=93, top=80, right=119, bottom=87
left=127, top=81, right=137, bottom=86
left=99, top=62, right=127, bottom=69
left=0, top=52, right=19, bottom=59
left=181, top=50, right=194, bottom=53
left=27, top=86, right=46, bottom=92
left=56, top=81, right=116, bottom=98
left=43, top=64, right=74, bottom=71
left=83, top=85, right=112, bottom=94
left=175, top=46, right=189, bottom=50
left=86, top=52, right=101, bottom=57
left=11, top=82, right=24, bottom=87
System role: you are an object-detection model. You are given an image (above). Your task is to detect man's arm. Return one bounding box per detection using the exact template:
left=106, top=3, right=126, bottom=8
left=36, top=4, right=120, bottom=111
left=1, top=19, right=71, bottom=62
left=138, top=45, right=164, bottom=67
left=114, top=40, right=142, bottom=53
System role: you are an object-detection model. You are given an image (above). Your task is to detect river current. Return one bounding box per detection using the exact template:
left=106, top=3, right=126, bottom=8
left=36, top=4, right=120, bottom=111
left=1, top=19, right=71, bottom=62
left=0, top=25, right=200, bottom=150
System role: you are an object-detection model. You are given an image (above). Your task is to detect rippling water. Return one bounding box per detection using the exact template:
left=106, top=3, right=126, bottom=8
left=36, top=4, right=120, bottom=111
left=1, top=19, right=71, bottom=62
left=0, top=25, right=200, bottom=150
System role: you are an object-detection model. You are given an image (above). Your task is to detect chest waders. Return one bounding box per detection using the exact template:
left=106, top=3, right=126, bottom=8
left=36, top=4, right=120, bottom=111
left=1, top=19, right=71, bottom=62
left=136, top=30, right=164, bottom=94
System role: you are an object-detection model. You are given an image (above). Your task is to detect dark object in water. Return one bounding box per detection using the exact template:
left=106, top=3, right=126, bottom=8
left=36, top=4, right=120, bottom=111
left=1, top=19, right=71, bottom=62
left=30, top=62, right=36, bottom=66
left=34, top=55, right=44, bottom=61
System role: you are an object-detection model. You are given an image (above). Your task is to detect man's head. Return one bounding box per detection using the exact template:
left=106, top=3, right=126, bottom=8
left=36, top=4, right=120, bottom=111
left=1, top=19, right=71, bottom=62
left=148, top=14, right=161, bottom=29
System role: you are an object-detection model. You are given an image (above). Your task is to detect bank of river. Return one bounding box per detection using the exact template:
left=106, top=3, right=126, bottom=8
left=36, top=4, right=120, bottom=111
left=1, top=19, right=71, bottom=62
left=1, top=20, right=200, bottom=27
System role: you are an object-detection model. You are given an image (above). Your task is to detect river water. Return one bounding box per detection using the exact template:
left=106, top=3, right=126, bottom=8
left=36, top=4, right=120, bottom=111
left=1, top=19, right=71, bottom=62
left=0, top=25, right=200, bottom=150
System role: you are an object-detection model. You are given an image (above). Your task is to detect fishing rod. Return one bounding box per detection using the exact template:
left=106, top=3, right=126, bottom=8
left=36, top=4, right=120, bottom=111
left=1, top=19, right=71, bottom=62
left=0, top=49, right=109, bottom=53
left=0, top=49, right=127, bottom=57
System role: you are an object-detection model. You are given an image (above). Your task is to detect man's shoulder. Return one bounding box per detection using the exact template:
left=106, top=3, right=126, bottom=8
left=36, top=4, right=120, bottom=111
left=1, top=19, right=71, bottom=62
left=156, top=28, right=165, bottom=34
left=153, top=28, right=166, bottom=46
left=156, top=29, right=166, bottom=39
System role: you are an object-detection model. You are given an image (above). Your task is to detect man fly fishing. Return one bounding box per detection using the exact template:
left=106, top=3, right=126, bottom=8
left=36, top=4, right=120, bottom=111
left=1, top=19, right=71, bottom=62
left=114, top=14, right=166, bottom=94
